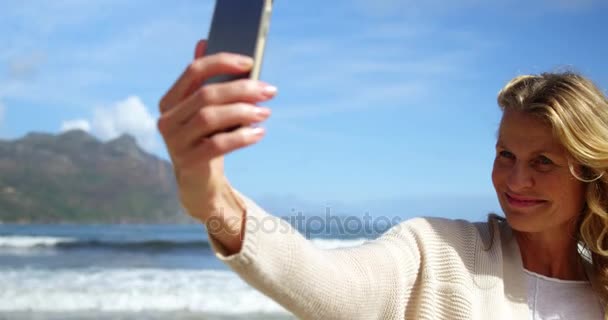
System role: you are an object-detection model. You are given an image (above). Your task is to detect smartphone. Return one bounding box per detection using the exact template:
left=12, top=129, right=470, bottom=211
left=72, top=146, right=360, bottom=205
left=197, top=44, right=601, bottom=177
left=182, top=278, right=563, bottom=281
left=204, top=0, right=273, bottom=84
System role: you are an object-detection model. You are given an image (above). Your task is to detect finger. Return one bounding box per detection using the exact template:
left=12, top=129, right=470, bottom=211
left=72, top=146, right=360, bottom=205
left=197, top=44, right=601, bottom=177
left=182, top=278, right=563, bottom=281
left=183, top=40, right=209, bottom=101
left=176, top=126, right=266, bottom=170
left=195, top=40, right=207, bottom=59
left=159, top=53, right=254, bottom=114
left=170, top=103, right=271, bottom=153
left=158, top=79, right=277, bottom=136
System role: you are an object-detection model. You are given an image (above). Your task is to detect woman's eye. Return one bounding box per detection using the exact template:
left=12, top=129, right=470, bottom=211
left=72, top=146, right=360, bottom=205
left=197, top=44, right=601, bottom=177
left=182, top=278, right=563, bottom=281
left=537, top=156, right=554, bottom=165
left=499, top=150, right=514, bottom=159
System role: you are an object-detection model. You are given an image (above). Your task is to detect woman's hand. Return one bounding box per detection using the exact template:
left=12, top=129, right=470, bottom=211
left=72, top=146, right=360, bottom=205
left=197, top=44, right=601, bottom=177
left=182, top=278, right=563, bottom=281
left=157, top=40, right=276, bottom=253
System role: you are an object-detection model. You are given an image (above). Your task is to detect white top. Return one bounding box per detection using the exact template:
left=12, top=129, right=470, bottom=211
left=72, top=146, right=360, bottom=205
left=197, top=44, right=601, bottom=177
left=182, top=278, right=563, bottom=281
left=526, top=269, right=603, bottom=320
left=207, top=190, right=598, bottom=319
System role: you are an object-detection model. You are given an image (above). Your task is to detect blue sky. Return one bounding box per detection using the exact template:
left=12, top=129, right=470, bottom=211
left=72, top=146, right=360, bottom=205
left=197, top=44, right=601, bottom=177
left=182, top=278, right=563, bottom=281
left=1, top=1, right=607, bottom=221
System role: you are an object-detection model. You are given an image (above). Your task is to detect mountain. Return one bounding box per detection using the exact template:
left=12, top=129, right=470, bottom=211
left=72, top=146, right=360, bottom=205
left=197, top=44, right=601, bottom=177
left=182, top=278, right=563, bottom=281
left=0, top=130, right=191, bottom=224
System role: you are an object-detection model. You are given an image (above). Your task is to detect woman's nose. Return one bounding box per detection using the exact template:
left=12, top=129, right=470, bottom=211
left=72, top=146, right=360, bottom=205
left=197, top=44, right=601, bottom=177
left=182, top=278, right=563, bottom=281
left=506, top=163, right=534, bottom=191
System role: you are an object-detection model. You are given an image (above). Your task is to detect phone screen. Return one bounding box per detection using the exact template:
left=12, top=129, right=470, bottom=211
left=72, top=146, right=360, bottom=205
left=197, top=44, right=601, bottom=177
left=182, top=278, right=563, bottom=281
left=205, top=0, right=269, bottom=84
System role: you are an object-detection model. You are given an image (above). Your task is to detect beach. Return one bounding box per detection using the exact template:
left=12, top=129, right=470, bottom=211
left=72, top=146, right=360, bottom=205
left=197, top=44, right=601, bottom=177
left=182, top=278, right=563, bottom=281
left=0, top=223, right=367, bottom=319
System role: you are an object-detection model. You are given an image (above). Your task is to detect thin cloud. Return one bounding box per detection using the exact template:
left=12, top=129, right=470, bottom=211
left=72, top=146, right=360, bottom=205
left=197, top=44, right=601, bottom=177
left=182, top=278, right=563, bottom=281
left=60, top=119, right=91, bottom=133
left=8, top=52, right=46, bottom=80
left=91, top=96, right=158, bottom=152
left=0, top=100, right=5, bottom=127
left=0, top=1, right=125, bottom=35
left=266, top=19, right=493, bottom=120
left=0, top=68, right=112, bottom=110
left=545, top=0, right=603, bottom=10
left=352, top=0, right=605, bottom=16
left=352, top=0, right=483, bottom=17
left=60, top=96, right=159, bottom=152
left=2, top=0, right=488, bottom=126
left=0, top=1, right=213, bottom=111
left=274, top=80, right=428, bottom=120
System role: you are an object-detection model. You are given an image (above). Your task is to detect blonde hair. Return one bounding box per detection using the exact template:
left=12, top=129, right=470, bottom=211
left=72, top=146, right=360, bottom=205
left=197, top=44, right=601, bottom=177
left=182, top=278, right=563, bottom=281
left=497, top=71, right=608, bottom=315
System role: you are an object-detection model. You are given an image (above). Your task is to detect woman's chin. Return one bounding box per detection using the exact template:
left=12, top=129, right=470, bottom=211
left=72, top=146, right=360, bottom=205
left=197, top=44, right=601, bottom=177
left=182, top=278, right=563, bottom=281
left=502, top=208, right=547, bottom=233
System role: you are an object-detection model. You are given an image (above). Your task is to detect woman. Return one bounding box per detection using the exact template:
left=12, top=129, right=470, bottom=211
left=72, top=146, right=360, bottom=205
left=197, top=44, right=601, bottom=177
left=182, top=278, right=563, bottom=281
left=157, top=40, right=608, bottom=319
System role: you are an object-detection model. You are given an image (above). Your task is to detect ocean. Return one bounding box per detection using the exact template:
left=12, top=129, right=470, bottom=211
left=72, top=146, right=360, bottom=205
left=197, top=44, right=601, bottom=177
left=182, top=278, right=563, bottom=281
left=0, top=223, right=372, bottom=319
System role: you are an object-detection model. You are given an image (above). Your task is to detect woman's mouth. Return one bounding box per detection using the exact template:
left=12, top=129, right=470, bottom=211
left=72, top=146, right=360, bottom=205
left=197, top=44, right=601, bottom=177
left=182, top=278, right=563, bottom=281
left=505, top=193, right=547, bottom=208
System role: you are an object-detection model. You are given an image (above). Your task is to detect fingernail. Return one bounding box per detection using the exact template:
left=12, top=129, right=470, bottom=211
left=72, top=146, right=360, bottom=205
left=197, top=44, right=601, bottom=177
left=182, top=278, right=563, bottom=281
left=254, top=107, right=271, bottom=117
left=261, top=85, right=278, bottom=98
left=246, top=127, right=265, bottom=137
left=253, top=107, right=271, bottom=121
left=237, top=56, right=254, bottom=68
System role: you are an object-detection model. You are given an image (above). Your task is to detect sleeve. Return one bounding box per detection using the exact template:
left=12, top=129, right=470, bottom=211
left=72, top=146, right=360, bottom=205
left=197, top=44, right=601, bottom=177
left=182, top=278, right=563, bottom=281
left=206, top=189, right=422, bottom=320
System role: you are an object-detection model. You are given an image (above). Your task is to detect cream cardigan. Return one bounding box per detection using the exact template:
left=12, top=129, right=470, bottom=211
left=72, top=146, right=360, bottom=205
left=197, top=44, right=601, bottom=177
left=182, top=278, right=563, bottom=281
left=207, top=191, right=534, bottom=319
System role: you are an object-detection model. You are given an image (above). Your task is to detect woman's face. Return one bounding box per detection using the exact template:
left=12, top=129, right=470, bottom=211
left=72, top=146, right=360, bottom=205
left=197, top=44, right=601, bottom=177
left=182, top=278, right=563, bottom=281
left=491, top=108, right=586, bottom=233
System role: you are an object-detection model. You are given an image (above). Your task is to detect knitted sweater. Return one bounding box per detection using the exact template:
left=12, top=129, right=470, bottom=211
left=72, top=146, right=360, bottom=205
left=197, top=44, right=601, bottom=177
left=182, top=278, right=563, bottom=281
left=207, top=191, right=532, bottom=319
